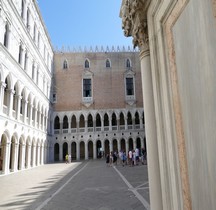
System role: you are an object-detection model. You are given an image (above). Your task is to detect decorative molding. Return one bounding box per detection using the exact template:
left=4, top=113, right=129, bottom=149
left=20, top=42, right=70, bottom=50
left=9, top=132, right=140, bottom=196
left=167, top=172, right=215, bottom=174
left=165, top=1, right=192, bottom=209
left=212, top=0, right=216, bottom=18
left=120, top=0, right=150, bottom=52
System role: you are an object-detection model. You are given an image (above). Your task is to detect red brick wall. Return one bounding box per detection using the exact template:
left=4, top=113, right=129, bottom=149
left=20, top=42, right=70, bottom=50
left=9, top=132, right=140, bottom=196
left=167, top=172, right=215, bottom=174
left=53, top=52, right=143, bottom=111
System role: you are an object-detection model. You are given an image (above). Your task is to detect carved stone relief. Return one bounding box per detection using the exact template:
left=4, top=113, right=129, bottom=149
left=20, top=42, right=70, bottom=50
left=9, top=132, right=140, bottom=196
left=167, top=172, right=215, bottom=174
left=120, top=0, right=149, bottom=52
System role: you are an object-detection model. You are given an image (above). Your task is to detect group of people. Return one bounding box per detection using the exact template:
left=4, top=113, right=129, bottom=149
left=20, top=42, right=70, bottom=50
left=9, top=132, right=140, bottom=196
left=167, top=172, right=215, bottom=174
left=106, top=148, right=147, bottom=167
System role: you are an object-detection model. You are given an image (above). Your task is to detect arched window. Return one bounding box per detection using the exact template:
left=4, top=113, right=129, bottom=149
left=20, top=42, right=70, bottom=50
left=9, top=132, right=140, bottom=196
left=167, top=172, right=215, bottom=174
left=63, top=116, right=68, bottom=129
left=135, top=112, right=140, bottom=124
left=127, top=112, right=132, bottom=125
left=54, top=116, right=60, bottom=129
left=71, top=115, right=76, bottom=128
left=126, top=58, right=131, bottom=68
left=87, top=114, right=93, bottom=127
left=120, top=112, right=125, bottom=125
left=112, top=113, right=117, bottom=126
left=106, top=59, right=111, bottom=68
left=63, top=60, right=68, bottom=69
left=26, top=8, right=30, bottom=28
left=18, top=43, right=22, bottom=64
left=79, top=114, right=85, bottom=128
left=104, top=113, right=109, bottom=126
left=96, top=114, right=101, bottom=127
left=84, top=59, right=90, bottom=68
left=4, top=22, right=9, bottom=48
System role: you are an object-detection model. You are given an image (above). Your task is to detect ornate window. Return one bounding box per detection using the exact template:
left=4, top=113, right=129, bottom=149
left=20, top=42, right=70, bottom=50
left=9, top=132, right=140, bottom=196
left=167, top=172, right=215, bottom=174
left=126, top=78, right=134, bottom=96
left=106, top=59, right=111, bottom=68
left=63, top=60, right=68, bottom=69
left=124, top=69, right=136, bottom=105
left=83, top=78, right=91, bottom=97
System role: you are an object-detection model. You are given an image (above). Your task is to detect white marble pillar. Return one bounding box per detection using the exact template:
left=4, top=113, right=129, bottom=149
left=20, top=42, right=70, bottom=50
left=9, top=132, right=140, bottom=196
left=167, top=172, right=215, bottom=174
left=27, top=144, right=31, bottom=168
left=140, top=50, right=163, bottom=210
left=7, top=89, right=14, bottom=117
left=59, top=144, right=63, bottom=161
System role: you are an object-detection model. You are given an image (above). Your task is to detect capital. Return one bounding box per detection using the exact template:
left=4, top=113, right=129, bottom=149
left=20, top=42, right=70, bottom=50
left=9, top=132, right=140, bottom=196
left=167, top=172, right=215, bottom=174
left=120, top=0, right=150, bottom=52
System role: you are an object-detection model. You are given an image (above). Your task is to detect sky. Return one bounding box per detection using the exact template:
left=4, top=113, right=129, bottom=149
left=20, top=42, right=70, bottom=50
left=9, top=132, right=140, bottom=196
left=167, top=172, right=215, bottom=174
left=37, top=0, right=133, bottom=50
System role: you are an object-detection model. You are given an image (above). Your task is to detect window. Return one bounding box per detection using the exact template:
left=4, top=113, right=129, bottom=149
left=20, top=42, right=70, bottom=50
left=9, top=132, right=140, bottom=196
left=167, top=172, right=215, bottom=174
left=3, top=23, right=9, bottom=48
left=106, top=59, right=111, bottom=68
left=24, top=51, right=28, bottom=70
left=84, top=59, right=90, bottom=68
left=63, top=60, right=68, bottom=69
left=126, top=78, right=134, bottom=95
left=126, top=58, right=131, bottom=68
left=83, top=79, right=91, bottom=97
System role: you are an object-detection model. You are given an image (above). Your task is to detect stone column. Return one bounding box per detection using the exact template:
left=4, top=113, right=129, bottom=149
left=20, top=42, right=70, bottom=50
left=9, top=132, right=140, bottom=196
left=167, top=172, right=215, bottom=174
left=109, top=141, right=113, bottom=152
left=120, top=2, right=163, bottom=209
left=3, top=142, right=10, bottom=174
left=93, top=142, right=97, bottom=159
left=59, top=143, right=63, bottom=161
left=140, top=116, right=144, bottom=129
left=0, top=82, right=6, bottom=113
left=68, top=143, right=72, bottom=157
left=29, top=103, right=33, bottom=126
left=7, top=89, right=14, bottom=117
left=27, top=144, right=31, bottom=168
left=76, top=142, right=80, bottom=160
left=101, top=117, right=104, bottom=131
left=40, top=146, right=44, bottom=165
left=23, top=99, right=28, bottom=124
left=85, top=142, right=88, bottom=160
left=16, top=95, right=21, bottom=120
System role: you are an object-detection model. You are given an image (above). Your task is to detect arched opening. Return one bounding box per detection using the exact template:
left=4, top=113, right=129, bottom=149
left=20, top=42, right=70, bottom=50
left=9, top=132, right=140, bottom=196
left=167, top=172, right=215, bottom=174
left=120, top=112, right=125, bottom=130
left=63, top=60, right=68, bottom=69
left=63, top=115, right=68, bottom=129
left=112, top=113, right=117, bottom=126
left=104, top=140, right=110, bottom=156
left=129, top=138, right=133, bottom=151
left=80, top=141, right=85, bottom=160
left=135, top=112, right=140, bottom=128
left=127, top=112, right=133, bottom=129
left=63, top=142, right=68, bottom=161
left=71, top=115, right=77, bottom=132
left=120, top=138, right=126, bottom=152
left=136, top=137, right=141, bottom=154
left=126, top=58, right=131, bottom=68
left=87, top=114, right=93, bottom=129
left=71, top=142, right=76, bottom=160
left=4, top=22, right=9, bottom=48
left=54, top=116, right=60, bottom=129
left=96, top=140, right=102, bottom=158
left=84, top=59, right=90, bottom=68
left=106, top=59, right=111, bottom=68
left=104, top=113, right=109, bottom=130
left=113, top=139, right=118, bottom=152
left=0, top=134, right=7, bottom=172
left=79, top=114, right=85, bottom=131
left=96, top=113, right=101, bottom=129
left=88, top=141, right=93, bottom=159
left=54, top=143, right=59, bottom=161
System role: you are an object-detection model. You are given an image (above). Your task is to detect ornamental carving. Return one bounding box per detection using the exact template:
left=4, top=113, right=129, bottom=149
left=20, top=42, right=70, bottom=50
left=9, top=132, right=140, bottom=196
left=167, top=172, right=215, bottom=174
left=120, top=0, right=149, bottom=51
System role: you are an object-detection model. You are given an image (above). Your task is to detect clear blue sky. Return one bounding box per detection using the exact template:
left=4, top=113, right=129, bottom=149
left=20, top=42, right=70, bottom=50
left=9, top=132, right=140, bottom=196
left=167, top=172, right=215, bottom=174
left=37, top=0, right=133, bottom=49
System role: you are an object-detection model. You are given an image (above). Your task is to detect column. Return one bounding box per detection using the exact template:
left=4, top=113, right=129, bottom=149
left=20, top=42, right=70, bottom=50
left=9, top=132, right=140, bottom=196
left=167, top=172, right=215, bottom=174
left=23, top=99, right=28, bottom=124
left=29, top=103, right=33, bottom=126
left=0, top=82, right=6, bottom=113
left=125, top=140, right=129, bottom=154
left=140, top=49, right=162, bottom=209
left=125, top=118, right=128, bottom=130
left=32, top=144, right=36, bottom=167
left=7, top=89, right=14, bottom=117
left=27, top=144, right=31, bottom=168
left=85, top=120, right=88, bottom=132
left=76, top=142, right=80, bottom=160
left=16, top=95, right=22, bottom=120
left=3, top=142, right=10, bottom=174
left=118, top=140, right=121, bottom=152
left=59, top=144, right=63, bottom=161
left=93, top=142, right=96, bottom=159
left=85, top=142, right=88, bottom=160
left=20, top=144, right=26, bottom=170
left=38, top=111, right=41, bottom=129
left=40, top=146, right=44, bottom=165
left=101, top=117, right=104, bottom=131
left=68, top=143, right=71, bottom=157
left=13, top=143, right=18, bottom=172
left=109, top=141, right=113, bottom=152
left=140, top=116, right=144, bottom=129
left=117, top=118, right=120, bottom=130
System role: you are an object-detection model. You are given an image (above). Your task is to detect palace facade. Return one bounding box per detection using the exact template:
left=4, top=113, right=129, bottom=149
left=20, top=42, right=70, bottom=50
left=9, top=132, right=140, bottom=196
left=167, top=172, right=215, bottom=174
left=51, top=51, right=145, bottom=162
left=0, top=0, right=145, bottom=175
